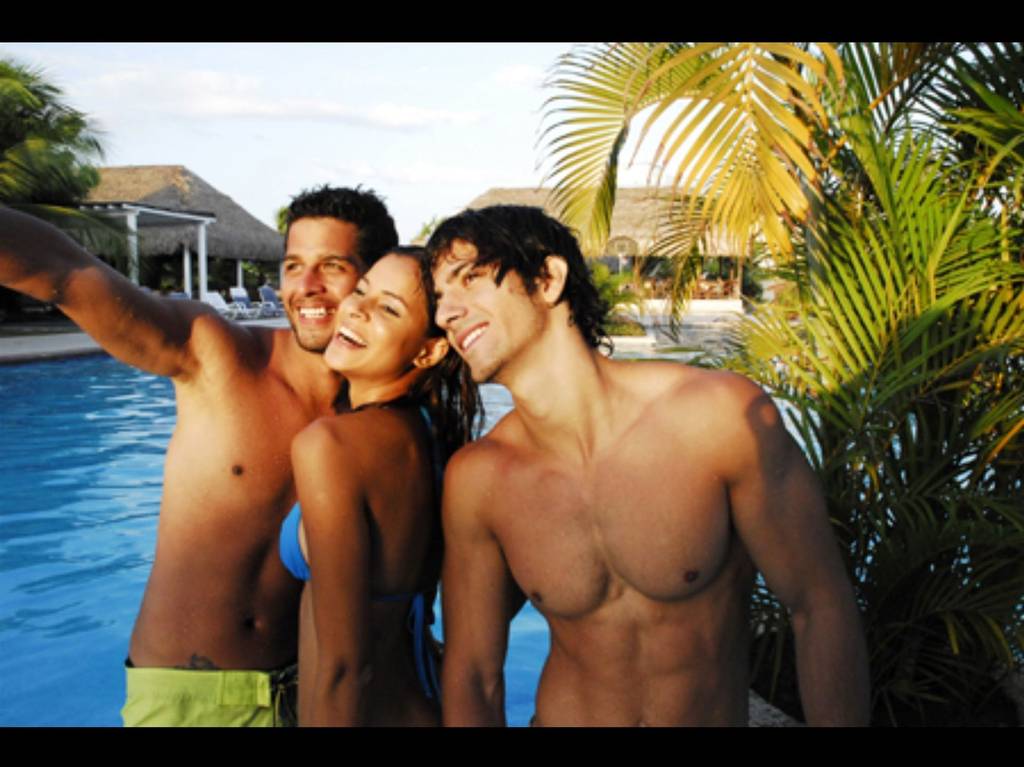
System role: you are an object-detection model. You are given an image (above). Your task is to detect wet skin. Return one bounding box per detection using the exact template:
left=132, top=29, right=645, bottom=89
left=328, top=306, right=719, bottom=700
left=0, top=209, right=363, bottom=670
left=433, top=243, right=869, bottom=726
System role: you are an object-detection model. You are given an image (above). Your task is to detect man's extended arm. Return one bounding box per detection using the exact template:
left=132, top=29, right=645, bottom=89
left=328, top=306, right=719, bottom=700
left=724, top=378, right=870, bottom=726
left=0, top=205, right=229, bottom=380
left=440, top=444, right=524, bottom=726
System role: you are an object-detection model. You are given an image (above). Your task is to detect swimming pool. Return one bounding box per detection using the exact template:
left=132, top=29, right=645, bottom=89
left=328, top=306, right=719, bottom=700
left=0, top=353, right=548, bottom=726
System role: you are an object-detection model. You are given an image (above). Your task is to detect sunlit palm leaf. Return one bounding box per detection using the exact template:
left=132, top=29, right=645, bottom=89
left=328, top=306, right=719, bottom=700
left=641, top=193, right=708, bottom=331
left=539, top=43, right=700, bottom=255
left=628, top=43, right=841, bottom=257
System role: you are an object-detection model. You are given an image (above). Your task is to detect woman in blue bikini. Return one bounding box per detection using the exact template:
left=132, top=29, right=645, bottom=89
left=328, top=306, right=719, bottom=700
left=279, top=246, right=480, bottom=726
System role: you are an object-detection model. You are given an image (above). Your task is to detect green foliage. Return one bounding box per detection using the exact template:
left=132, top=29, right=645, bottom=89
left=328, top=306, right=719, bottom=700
left=0, top=57, right=125, bottom=258
left=722, top=127, right=1024, bottom=725
left=415, top=215, right=442, bottom=243
left=541, top=43, right=842, bottom=258
left=539, top=43, right=698, bottom=256
left=0, top=58, right=102, bottom=205
left=590, top=261, right=643, bottom=317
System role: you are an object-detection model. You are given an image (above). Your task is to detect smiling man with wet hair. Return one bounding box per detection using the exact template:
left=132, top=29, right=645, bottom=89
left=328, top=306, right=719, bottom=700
left=0, top=185, right=397, bottom=726
left=428, top=205, right=869, bottom=727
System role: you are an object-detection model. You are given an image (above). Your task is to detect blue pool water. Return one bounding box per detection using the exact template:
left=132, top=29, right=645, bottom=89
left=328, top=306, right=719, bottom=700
left=0, top=353, right=547, bottom=726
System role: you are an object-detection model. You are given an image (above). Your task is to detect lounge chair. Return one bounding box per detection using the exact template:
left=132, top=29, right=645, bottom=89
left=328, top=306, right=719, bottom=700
left=229, top=287, right=273, bottom=319
left=203, top=291, right=246, bottom=320
left=257, top=285, right=286, bottom=317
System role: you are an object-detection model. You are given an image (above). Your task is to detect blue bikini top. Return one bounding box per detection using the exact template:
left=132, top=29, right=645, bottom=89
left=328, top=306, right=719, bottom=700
left=278, top=399, right=443, bottom=700
left=278, top=401, right=442, bottom=584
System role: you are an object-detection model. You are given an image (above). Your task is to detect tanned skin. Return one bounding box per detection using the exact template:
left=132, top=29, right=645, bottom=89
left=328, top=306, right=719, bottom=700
left=291, top=254, right=448, bottom=725
left=0, top=206, right=366, bottom=671
left=433, top=239, right=870, bottom=726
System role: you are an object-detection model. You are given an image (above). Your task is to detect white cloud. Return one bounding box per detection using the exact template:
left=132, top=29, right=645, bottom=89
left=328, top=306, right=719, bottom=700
left=81, top=67, right=480, bottom=130
left=314, top=158, right=495, bottom=188
left=492, top=64, right=546, bottom=90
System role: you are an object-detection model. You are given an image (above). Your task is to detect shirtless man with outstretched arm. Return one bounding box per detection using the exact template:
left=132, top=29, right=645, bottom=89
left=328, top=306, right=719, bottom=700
left=0, top=187, right=397, bottom=725
left=428, top=206, right=870, bottom=726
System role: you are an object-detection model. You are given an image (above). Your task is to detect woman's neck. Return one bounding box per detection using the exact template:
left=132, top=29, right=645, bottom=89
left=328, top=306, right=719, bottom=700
left=345, top=370, right=420, bottom=410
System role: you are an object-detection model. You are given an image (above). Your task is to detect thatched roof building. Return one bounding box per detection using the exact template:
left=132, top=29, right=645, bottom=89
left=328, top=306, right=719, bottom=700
left=84, top=165, right=283, bottom=262
left=457, top=187, right=740, bottom=259
left=453, top=187, right=747, bottom=305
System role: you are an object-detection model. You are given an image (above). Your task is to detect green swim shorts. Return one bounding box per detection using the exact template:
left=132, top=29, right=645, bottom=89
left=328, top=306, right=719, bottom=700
left=121, top=662, right=298, bottom=727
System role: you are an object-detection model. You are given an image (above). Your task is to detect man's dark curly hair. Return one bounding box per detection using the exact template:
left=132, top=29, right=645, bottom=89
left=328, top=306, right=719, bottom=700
left=425, top=205, right=609, bottom=351
left=285, top=185, right=399, bottom=269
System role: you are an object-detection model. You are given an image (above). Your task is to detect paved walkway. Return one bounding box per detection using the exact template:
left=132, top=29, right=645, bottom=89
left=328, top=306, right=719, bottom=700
left=0, top=318, right=290, bottom=365
left=0, top=318, right=663, bottom=365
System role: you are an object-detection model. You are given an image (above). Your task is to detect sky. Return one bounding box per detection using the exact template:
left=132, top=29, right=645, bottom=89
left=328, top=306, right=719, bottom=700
left=0, top=42, right=658, bottom=242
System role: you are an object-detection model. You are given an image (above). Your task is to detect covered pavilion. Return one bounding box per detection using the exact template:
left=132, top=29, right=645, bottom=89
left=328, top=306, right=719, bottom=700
left=81, top=165, right=283, bottom=300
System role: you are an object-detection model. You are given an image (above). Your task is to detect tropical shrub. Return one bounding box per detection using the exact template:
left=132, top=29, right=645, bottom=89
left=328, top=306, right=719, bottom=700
left=723, top=129, right=1024, bottom=724
left=590, top=261, right=644, bottom=317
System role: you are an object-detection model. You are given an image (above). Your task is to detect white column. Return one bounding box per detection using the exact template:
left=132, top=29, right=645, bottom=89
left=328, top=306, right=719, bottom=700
left=126, top=212, right=139, bottom=284
left=182, top=244, right=192, bottom=297
left=236, top=260, right=244, bottom=289
left=197, top=223, right=209, bottom=300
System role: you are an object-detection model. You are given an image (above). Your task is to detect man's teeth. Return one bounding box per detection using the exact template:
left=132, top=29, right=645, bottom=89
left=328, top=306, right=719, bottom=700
left=462, top=326, right=486, bottom=351
left=299, top=307, right=330, bottom=319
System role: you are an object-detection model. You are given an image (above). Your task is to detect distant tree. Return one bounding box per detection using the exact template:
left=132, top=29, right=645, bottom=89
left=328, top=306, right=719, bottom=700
left=0, top=56, right=124, bottom=254
left=0, top=58, right=103, bottom=205
left=414, top=215, right=442, bottom=244
left=276, top=204, right=289, bottom=235
left=0, top=57, right=125, bottom=319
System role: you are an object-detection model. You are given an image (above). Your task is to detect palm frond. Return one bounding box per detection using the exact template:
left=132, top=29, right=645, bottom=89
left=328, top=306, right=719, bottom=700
left=539, top=43, right=699, bottom=255
left=630, top=43, right=841, bottom=257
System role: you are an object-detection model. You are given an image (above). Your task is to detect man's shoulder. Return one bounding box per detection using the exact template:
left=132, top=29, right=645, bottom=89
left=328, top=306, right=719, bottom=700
left=617, top=362, right=776, bottom=463
left=178, top=311, right=276, bottom=374
left=444, top=417, right=527, bottom=497
left=623, top=360, right=767, bottom=415
left=446, top=429, right=512, bottom=480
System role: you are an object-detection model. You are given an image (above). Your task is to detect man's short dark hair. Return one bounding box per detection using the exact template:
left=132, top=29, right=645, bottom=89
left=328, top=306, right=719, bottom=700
left=285, top=185, right=398, bottom=269
left=426, top=205, right=609, bottom=350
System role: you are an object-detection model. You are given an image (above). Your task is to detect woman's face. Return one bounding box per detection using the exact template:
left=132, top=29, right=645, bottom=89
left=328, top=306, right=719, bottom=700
left=323, top=253, right=436, bottom=378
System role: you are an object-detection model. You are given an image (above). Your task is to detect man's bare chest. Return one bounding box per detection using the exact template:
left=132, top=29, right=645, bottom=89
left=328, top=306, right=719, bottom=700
left=164, top=377, right=330, bottom=512
left=489, top=452, right=735, bottom=619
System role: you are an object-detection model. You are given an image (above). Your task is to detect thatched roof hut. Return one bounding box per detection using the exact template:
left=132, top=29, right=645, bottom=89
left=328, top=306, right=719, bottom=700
left=453, top=187, right=747, bottom=304
left=84, top=165, right=283, bottom=262
left=454, top=187, right=740, bottom=259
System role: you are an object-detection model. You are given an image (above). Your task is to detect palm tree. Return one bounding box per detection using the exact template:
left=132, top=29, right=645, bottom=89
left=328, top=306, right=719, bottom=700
left=541, top=44, right=1021, bottom=303
left=728, top=127, right=1024, bottom=725
left=540, top=44, right=842, bottom=258
left=1, top=58, right=103, bottom=204
left=0, top=57, right=124, bottom=256
left=541, top=42, right=1024, bottom=724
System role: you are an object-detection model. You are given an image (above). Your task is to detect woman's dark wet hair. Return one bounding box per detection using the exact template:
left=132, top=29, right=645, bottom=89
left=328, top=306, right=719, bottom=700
left=425, top=205, right=610, bottom=352
left=285, top=185, right=399, bottom=269
left=388, top=246, right=483, bottom=462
